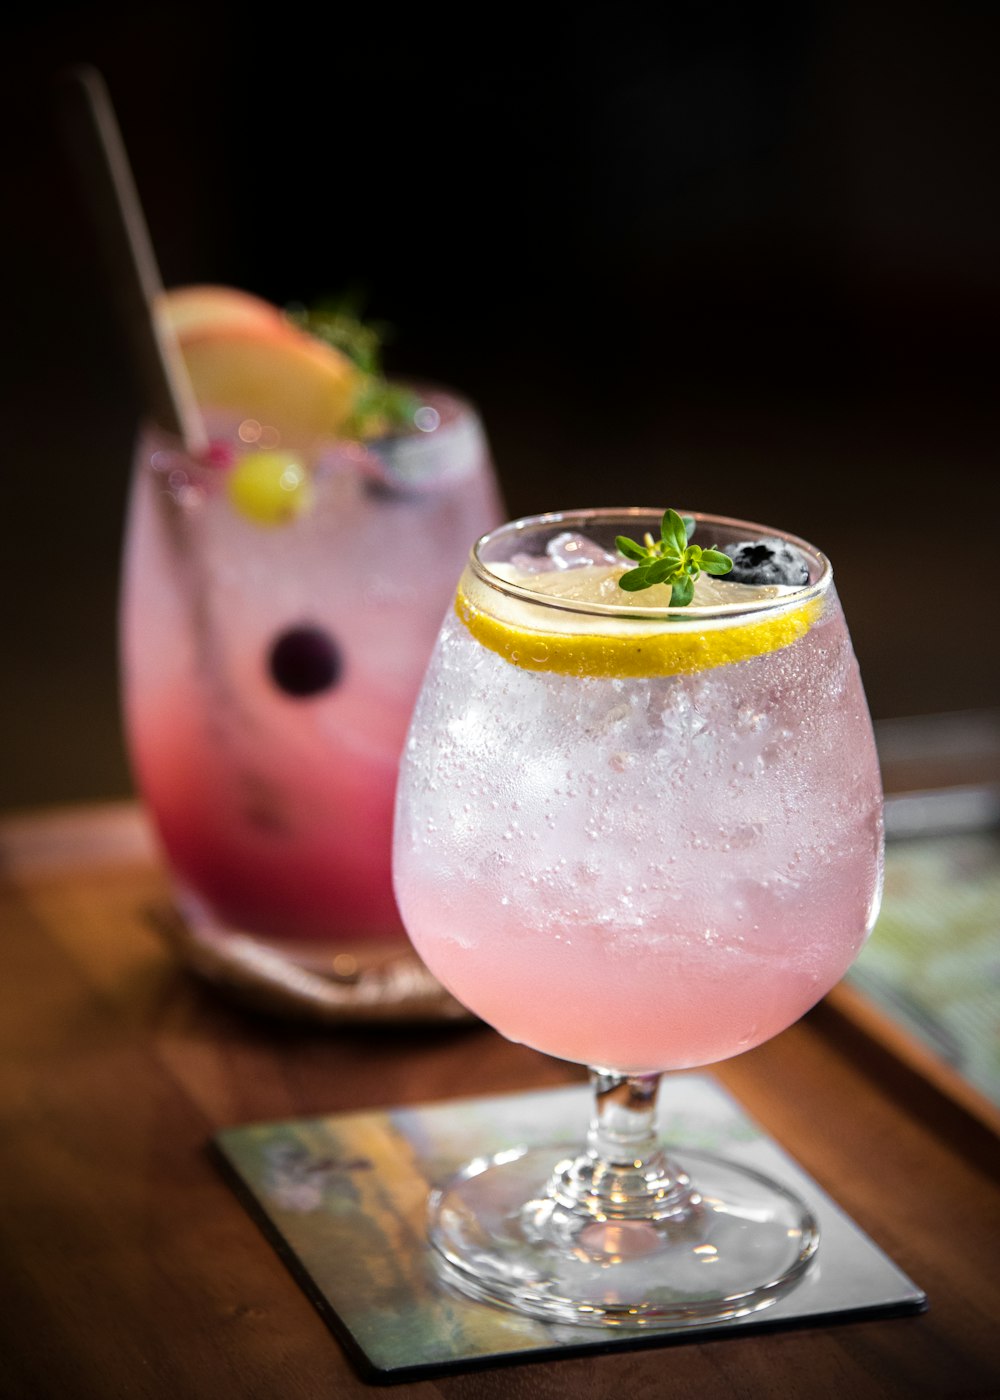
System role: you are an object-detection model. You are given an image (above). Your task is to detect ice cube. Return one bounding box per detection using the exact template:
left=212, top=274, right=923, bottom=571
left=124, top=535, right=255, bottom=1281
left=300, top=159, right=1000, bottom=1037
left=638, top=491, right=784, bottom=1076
left=546, top=531, right=619, bottom=570
left=508, top=552, right=553, bottom=574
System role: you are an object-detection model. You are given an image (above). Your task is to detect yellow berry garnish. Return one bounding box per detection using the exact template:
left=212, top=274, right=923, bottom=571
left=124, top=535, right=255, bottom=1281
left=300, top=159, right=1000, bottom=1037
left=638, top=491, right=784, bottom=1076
left=226, top=450, right=312, bottom=526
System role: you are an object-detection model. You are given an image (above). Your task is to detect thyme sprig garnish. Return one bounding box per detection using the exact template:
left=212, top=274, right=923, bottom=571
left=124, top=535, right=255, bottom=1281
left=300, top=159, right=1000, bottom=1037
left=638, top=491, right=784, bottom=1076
left=289, top=295, right=421, bottom=437
left=616, top=509, right=732, bottom=606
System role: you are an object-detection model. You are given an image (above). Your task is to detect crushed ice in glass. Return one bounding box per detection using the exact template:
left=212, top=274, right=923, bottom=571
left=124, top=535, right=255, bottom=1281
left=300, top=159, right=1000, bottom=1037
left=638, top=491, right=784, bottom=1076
left=510, top=531, right=618, bottom=574
left=547, top=531, right=619, bottom=569
left=508, top=551, right=551, bottom=574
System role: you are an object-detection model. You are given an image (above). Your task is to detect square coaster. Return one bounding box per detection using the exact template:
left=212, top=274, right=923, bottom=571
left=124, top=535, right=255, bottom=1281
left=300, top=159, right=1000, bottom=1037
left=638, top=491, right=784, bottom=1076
left=214, top=1075, right=925, bottom=1383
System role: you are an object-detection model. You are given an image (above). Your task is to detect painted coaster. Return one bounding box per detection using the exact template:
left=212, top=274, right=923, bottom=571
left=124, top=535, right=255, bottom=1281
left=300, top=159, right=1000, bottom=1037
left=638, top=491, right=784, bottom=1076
left=214, top=1075, right=925, bottom=1383
left=845, top=811, right=1000, bottom=1129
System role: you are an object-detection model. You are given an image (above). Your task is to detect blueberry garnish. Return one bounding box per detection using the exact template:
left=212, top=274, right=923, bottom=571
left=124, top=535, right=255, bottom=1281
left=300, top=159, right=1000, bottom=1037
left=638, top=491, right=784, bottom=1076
left=268, top=625, right=343, bottom=697
left=363, top=475, right=417, bottom=501
left=718, top=538, right=810, bottom=587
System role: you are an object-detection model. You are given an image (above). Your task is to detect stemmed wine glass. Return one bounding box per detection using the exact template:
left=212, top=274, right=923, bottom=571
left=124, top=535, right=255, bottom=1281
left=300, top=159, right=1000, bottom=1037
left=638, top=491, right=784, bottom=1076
left=392, top=508, right=883, bottom=1327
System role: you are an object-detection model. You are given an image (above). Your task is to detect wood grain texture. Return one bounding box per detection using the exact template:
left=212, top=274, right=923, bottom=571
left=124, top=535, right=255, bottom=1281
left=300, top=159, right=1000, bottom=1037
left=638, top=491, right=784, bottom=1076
left=1, top=803, right=998, bottom=1398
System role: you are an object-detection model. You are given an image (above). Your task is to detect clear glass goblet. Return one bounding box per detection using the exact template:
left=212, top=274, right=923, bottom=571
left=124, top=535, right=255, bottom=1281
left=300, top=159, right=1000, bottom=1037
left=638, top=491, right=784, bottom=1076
left=392, top=508, right=884, bottom=1327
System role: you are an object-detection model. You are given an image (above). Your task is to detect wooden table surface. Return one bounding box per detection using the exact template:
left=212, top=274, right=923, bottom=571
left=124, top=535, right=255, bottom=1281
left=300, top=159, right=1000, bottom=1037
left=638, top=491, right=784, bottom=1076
left=1, top=800, right=998, bottom=1399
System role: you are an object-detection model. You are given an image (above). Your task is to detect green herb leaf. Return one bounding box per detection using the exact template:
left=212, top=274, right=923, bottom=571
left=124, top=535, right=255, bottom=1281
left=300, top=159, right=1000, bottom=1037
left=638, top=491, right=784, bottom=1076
left=646, top=557, right=677, bottom=584
left=615, top=509, right=733, bottom=604
left=661, top=509, right=688, bottom=555
left=701, top=549, right=733, bottom=575
left=291, top=299, right=385, bottom=375
left=615, top=535, right=649, bottom=562
left=619, top=566, right=653, bottom=591
left=344, top=380, right=421, bottom=437
left=670, top=576, right=695, bottom=607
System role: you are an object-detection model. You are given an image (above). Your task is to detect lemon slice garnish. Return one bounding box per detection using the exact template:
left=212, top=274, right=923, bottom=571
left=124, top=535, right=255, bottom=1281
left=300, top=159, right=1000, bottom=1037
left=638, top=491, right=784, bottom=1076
left=159, top=285, right=361, bottom=445
left=455, top=567, right=822, bottom=679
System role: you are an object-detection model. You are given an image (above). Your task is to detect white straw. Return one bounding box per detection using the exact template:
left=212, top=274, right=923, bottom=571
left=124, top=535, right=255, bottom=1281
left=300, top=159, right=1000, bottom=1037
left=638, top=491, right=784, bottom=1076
left=56, top=65, right=207, bottom=454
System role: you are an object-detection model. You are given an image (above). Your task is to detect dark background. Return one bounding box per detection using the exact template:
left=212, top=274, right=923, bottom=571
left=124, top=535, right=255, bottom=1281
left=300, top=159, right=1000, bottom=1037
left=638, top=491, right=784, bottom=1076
left=3, top=2, right=998, bottom=809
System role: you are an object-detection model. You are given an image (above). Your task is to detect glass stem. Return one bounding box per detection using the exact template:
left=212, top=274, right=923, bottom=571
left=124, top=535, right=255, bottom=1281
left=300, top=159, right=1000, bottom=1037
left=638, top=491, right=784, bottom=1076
left=549, top=1069, right=698, bottom=1221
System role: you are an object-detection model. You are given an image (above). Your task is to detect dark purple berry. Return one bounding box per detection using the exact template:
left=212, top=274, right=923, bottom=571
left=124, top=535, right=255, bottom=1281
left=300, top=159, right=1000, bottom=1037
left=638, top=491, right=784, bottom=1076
left=363, top=474, right=417, bottom=501
left=717, top=538, right=810, bottom=587
left=268, top=625, right=343, bottom=697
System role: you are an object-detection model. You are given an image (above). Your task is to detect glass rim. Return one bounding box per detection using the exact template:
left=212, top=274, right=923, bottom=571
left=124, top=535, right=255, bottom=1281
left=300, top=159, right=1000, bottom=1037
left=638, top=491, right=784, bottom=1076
left=468, top=508, right=832, bottom=622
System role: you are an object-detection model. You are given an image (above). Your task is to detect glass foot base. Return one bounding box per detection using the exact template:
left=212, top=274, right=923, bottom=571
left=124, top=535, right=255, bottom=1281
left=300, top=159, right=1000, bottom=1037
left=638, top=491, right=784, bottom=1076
left=430, top=1145, right=819, bottom=1328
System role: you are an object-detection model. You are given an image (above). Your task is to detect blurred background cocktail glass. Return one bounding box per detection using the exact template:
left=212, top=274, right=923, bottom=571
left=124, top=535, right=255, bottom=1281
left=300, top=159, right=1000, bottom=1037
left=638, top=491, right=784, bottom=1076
left=121, top=291, right=502, bottom=973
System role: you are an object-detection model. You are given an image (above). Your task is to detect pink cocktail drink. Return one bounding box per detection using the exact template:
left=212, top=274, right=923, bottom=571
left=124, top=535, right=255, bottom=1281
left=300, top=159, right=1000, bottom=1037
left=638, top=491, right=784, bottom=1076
left=122, top=388, right=501, bottom=957
left=395, top=511, right=883, bottom=1071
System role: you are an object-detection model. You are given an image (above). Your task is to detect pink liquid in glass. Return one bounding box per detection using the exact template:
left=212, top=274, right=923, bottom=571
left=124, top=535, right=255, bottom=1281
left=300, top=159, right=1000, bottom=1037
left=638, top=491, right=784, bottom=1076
left=122, top=389, right=502, bottom=957
left=394, top=520, right=883, bottom=1073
